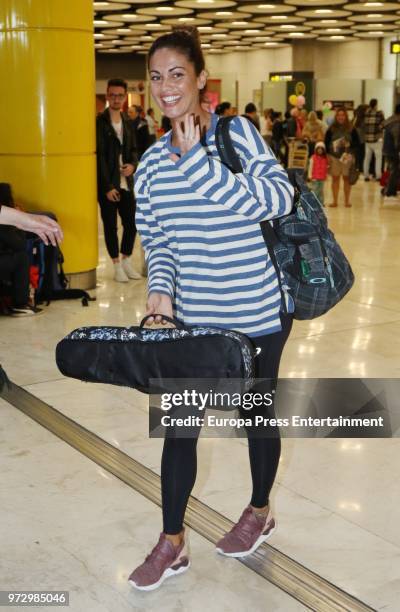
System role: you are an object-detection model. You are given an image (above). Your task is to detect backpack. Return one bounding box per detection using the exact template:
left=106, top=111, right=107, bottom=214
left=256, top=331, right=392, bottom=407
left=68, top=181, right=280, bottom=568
left=215, top=116, right=355, bottom=320
left=26, top=237, right=96, bottom=307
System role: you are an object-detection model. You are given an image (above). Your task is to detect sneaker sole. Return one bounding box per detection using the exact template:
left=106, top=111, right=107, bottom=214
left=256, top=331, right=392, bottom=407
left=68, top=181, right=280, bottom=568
left=128, top=559, right=190, bottom=592
left=215, top=524, right=276, bottom=558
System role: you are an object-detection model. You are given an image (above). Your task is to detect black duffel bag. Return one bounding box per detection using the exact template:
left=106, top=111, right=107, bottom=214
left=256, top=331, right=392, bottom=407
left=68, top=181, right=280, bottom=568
left=55, top=315, right=255, bottom=394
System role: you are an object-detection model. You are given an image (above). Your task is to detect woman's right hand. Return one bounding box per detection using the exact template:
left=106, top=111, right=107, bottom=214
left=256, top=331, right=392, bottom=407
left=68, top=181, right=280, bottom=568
left=145, top=292, right=173, bottom=325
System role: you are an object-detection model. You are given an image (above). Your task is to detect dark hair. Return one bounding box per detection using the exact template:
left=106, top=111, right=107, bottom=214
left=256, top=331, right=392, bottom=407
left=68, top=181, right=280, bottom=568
left=148, top=26, right=207, bottom=99
left=354, top=104, right=368, bottom=127
left=333, top=107, right=351, bottom=131
left=0, top=183, right=14, bottom=207
left=245, top=102, right=257, bottom=114
left=107, top=78, right=128, bottom=92
left=147, top=108, right=154, bottom=115
left=316, top=110, right=323, bottom=120
left=395, top=103, right=400, bottom=115
left=218, top=101, right=231, bottom=116
left=369, top=98, right=378, bottom=109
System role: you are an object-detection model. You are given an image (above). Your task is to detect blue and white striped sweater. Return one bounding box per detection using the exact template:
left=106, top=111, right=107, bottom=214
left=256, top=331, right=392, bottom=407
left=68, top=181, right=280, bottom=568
left=134, top=113, right=294, bottom=337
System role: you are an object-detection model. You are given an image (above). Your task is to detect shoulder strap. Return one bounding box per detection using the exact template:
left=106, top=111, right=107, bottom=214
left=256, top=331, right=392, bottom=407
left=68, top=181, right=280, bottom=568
left=215, top=116, right=287, bottom=314
left=215, top=116, right=243, bottom=174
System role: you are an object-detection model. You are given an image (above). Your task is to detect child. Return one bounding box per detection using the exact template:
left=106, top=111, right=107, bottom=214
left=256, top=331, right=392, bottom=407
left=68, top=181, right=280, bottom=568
left=309, top=141, right=329, bottom=206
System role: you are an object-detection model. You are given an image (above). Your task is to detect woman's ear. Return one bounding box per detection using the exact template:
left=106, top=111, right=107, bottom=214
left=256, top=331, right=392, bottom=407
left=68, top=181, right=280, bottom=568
left=198, top=69, right=207, bottom=90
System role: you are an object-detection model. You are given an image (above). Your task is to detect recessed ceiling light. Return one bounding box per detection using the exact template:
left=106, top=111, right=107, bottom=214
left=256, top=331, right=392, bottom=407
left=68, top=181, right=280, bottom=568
left=265, top=42, right=278, bottom=46
left=289, top=32, right=305, bottom=36
left=94, top=20, right=109, bottom=26
left=122, top=14, right=137, bottom=18
left=94, top=33, right=105, bottom=38
left=216, top=12, right=233, bottom=15
left=146, top=23, right=161, bottom=27
left=366, top=13, right=383, bottom=17
left=364, top=2, right=383, bottom=6
left=271, top=16, right=288, bottom=20
left=369, top=31, right=383, bottom=34
left=232, top=22, right=248, bottom=25
left=94, top=2, right=110, bottom=7
left=201, top=43, right=211, bottom=47
left=321, top=20, right=337, bottom=24
left=259, top=4, right=275, bottom=8
left=117, top=29, right=131, bottom=33
left=316, top=9, right=333, bottom=14
left=156, top=6, right=173, bottom=10
left=244, top=30, right=262, bottom=34
left=330, top=35, right=345, bottom=39
left=327, top=28, right=342, bottom=32
left=179, top=17, right=195, bottom=21
left=198, top=26, right=213, bottom=30
left=280, top=24, right=296, bottom=29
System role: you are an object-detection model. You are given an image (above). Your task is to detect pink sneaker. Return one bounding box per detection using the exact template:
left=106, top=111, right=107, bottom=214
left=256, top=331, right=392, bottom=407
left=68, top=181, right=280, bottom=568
left=216, top=506, right=276, bottom=558
left=128, top=532, right=190, bottom=591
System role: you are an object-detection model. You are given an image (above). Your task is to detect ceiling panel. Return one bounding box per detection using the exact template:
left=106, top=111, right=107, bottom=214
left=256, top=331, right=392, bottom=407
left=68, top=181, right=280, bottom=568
left=93, top=0, right=400, bottom=54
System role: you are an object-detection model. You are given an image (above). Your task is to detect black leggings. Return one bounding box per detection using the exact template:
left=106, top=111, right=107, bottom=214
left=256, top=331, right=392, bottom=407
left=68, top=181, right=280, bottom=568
left=99, top=189, right=137, bottom=260
left=161, top=313, right=293, bottom=534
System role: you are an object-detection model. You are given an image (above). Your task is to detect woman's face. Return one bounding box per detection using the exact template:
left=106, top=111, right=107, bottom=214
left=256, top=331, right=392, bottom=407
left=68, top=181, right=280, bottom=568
left=336, top=110, right=347, bottom=125
left=149, top=48, right=206, bottom=122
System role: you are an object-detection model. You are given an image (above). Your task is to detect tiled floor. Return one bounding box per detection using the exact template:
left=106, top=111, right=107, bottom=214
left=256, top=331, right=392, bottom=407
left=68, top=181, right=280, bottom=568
left=1, top=178, right=399, bottom=610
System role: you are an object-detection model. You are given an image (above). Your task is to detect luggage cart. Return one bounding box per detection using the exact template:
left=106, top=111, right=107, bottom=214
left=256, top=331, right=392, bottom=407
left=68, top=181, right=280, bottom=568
left=287, top=139, right=309, bottom=173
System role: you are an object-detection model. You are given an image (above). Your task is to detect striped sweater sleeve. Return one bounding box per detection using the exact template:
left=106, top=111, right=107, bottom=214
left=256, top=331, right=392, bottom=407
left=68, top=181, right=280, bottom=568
left=134, top=161, right=176, bottom=298
left=175, top=115, right=294, bottom=223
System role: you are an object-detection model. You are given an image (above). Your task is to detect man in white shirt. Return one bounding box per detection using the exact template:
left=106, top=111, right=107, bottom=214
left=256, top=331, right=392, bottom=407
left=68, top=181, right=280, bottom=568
left=96, top=79, right=141, bottom=282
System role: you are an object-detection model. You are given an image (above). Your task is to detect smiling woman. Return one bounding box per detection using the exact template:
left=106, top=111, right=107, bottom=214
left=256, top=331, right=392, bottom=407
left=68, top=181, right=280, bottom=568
left=128, top=25, right=295, bottom=593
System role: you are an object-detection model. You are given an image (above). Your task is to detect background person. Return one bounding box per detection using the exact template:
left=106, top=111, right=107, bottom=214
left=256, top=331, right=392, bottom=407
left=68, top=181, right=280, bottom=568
left=382, top=103, right=400, bottom=201
left=353, top=104, right=368, bottom=173
left=243, top=102, right=260, bottom=131
left=146, top=108, right=159, bottom=146
left=363, top=98, right=384, bottom=182
left=302, top=110, right=324, bottom=156
left=129, top=26, right=294, bottom=592
left=260, top=108, right=273, bottom=145
left=0, top=184, right=42, bottom=316
left=308, top=142, right=329, bottom=206
left=325, top=107, right=360, bottom=207
left=96, top=79, right=141, bottom=282
left=128, top=104, right=151, bottom=160
left=0, top=183, right=63, bottom=245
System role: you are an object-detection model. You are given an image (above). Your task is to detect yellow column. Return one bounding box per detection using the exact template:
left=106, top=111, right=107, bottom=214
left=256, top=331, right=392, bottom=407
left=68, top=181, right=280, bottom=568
left=0, top=0, right=97, bottom=283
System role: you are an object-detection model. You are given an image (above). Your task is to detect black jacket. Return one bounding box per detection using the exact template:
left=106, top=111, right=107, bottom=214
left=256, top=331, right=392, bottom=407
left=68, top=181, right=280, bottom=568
left=130, top=116, right=151, bottom=160
left=383, top=114, right=400, bottom=158
left=96, top=108, right=138, bottom=198
left=325, top=125, right=360, bottom=157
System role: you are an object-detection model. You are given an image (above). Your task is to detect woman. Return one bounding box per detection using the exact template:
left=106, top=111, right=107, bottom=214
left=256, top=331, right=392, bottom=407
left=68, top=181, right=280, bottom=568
left=302, top=110, right=324, bottom=156
left=129, top=27, right=294, bottom=591
left=325, top=108, right=360, bottom=208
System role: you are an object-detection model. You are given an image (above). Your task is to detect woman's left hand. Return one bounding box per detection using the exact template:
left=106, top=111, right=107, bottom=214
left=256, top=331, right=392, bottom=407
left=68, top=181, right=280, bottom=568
left=170, top=113, right=201, bottom=163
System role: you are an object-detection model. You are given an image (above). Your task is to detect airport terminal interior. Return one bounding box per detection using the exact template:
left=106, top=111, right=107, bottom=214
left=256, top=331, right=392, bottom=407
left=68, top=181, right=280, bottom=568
left=1, top=1, right=400, bottom=611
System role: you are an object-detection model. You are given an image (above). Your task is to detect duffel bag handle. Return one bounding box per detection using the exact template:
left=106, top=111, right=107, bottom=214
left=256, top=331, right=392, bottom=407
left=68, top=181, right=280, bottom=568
left=139, top=314, right=185, bottom=329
